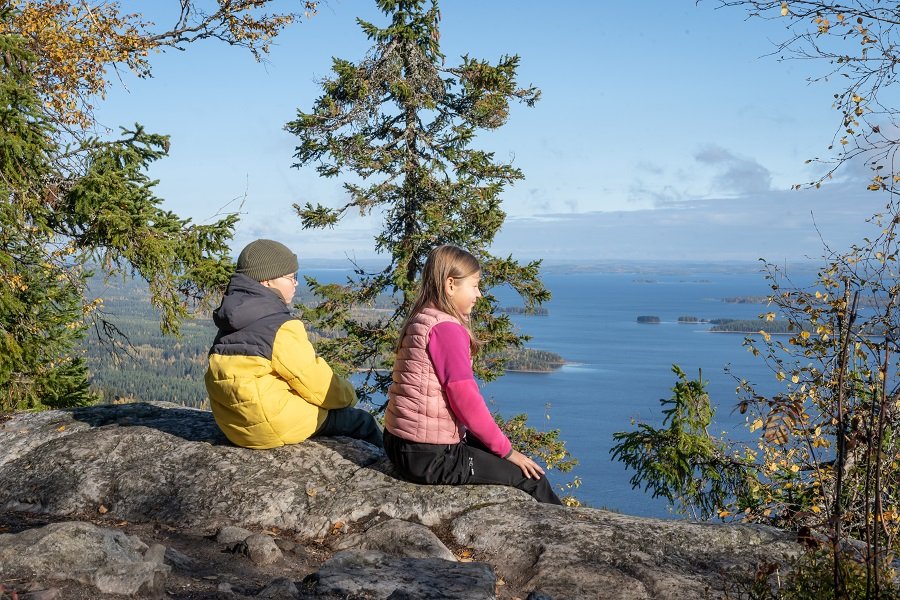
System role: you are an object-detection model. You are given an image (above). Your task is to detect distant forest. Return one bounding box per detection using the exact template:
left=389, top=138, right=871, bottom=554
left=83, top=277, right=563, bottom=408
left=84, top=278, right=214, bottom=408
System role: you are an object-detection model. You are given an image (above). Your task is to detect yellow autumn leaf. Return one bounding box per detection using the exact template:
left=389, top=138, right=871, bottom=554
left=750, top=418, right=764, bottom=432
left=780, top=2, right=789, bottom=16
left=811, top=505, right=821, bottom=514
left=718, top=509, right=731, bottom=518
left=791, top=374, right=800, bottom=384
left=776, top=371, right=786, bottom=381
left=760, top=330, right=771, bottom=342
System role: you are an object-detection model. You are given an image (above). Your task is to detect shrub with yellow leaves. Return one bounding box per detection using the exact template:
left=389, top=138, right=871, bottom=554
left=0, top=1, right=317, bottom=130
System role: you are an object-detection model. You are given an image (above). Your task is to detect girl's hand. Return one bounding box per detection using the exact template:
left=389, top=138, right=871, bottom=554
left=506, top=449, right=545, bottom=479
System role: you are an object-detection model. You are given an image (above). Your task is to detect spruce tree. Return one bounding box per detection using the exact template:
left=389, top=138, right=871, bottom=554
left=0, top=8, right=236, bottom=412
left=0, top=20, right=92, bottom=409
left=286, top=0, right=549, bottom=402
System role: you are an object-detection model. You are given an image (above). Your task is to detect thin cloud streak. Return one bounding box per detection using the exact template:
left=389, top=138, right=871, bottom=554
left=493, top=183, right=889, bottom=263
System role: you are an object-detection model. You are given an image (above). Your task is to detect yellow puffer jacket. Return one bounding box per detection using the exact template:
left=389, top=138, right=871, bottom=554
left=205, top=274, right=356, bottom=449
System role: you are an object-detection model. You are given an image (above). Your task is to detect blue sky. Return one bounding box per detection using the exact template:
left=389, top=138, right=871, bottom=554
left=96, top=1, right=888, bottom=263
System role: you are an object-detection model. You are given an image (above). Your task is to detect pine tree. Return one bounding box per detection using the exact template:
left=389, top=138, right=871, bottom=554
left=286, top=0, right=549, bottom=402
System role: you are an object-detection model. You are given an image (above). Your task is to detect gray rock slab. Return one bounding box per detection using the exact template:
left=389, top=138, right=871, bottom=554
left=0, top=403, right=527, bottom=538
left=0, top=403, right=802, bottom=599
left=143, top=542, right=167, bottom=565
left=451, top=502, right=800, bottom=600
left=258, top=577, right=300, bottom=599
left=216, top=525, right=254, bottom=544
left=305, top=550, right=496, bottom=600
left=164, top=546, right=202, bottom=571
left=241, top=533, right=284, bottom=566
left=0, top=521, right=169, bottom=596
left=93, top=561, right=167, bottom=597
left=332, top=518, right=456, bottom=561
left=21, top=589, right=62, bottom=600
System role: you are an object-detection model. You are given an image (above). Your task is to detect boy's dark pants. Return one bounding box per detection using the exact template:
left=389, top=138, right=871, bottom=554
left=314, top=407, right=383, bottom=448
left=383, top=430, right=562, bottom=505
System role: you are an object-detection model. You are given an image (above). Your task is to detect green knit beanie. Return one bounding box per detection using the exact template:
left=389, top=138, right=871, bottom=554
left=235, top=239, right=299, bottom=282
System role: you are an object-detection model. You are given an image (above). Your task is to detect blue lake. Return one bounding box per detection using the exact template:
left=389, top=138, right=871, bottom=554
left=311, top=264, right=811, bottom=518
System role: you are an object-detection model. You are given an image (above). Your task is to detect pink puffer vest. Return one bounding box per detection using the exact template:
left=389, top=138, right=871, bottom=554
left=385, top=307, right=466, bottom=444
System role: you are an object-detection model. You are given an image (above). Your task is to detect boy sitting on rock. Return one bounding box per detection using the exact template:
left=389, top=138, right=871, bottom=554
left=205, top=239, right=382, bottom=449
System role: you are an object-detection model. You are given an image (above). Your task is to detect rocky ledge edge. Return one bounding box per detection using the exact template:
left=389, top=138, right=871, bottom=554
left=0, top=402, right=799, bottom=599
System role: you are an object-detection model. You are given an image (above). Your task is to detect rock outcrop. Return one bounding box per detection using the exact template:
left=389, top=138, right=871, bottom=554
left=0, top=521, right=168, bottom=596
left=0, top=402, right=800, bottom=599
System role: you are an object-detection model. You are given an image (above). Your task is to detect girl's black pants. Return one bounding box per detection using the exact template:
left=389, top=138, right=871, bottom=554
left=383, top=429, right=563, bottom=505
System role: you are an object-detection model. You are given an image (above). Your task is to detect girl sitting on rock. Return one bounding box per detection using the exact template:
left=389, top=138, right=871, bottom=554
left=383, top=245, right=562, bottom=504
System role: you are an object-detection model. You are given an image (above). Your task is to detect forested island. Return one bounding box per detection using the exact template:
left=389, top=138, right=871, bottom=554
left=500, top=306, right=549, bottom=316
left=722, top=295, right=768, bottom=304
left=677, top=316, right=709, bottom=323
left=636, top=315, right=660, bottom=323
left=724, top=294, right=889, bottom=308
left=487, top=348, right=566, bottom=373
left=708, top=319, right=798, bottom=334
left=709, top=319, right=887, bottom=336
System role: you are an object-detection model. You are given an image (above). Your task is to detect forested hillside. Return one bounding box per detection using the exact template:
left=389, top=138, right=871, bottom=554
left=83, top=277, right=215, bottom=407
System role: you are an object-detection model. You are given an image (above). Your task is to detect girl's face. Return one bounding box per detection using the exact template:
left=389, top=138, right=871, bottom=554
left=445, top=271, right=482, bottom=317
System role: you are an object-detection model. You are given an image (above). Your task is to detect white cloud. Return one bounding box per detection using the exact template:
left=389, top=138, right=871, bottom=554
left=694, top=144, right=772, bottom=195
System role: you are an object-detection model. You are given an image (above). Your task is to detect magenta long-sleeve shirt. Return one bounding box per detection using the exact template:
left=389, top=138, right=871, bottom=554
left=426, top=321, right=513, bottom=458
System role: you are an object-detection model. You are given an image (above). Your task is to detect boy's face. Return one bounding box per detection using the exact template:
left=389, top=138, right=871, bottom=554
left=262, top=273, right=298, bottom=305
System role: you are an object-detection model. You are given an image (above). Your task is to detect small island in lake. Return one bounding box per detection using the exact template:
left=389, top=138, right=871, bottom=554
left=500, top=306, right=549, bottom=316
left=677, top=315, right=709, bottom=323
left=637, top=315, right=660, bottom=324
left=723, top=295, right=769, bottom=304
left=488, top=347, right=566, bottom=373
